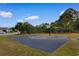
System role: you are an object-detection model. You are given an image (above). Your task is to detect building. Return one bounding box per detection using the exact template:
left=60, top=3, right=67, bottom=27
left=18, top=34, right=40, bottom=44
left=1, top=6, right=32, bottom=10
left=0, top=27, right=11, bottom=34
left=0, top=30, right=5, bottom=34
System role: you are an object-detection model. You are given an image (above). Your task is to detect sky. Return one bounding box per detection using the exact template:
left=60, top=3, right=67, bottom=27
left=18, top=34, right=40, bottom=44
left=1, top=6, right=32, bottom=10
left=0, top=3, right=79, bottom=27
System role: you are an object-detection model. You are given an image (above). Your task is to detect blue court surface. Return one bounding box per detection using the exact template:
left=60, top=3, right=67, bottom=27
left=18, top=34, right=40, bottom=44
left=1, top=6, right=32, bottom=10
left=11, top=35, right=69, bottom=52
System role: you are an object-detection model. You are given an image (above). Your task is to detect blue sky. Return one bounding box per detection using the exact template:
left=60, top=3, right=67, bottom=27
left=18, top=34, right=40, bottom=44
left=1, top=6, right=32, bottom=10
left=0, top=3, right=79, bottom=27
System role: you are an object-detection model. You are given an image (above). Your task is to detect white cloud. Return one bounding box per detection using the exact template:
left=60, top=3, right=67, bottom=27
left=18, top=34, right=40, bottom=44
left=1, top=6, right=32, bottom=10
left=59, top=10, right=65, bottom=16
left=25, top=16, right=39, bottom=21
left=17, top=15, right=39, bottom=23
left=0, top=11, right=13, bottom=18
left=17, top=19, right=24, bottom=23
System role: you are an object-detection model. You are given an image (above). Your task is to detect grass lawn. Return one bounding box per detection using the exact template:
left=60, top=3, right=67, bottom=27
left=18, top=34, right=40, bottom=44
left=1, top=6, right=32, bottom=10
left=0, top=36, right=49, bottom=56
left=0, top=33, right=79, bottom=56
left=50, top=33, right=79, bottom=56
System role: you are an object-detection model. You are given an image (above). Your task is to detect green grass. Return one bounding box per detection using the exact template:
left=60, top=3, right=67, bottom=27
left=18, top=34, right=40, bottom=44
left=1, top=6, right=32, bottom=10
left=16, top=34, right=29, bottom=36
left=0, top=33, right=79, bottom=56
left=48, top=33, right=79, bottom=56
left=51, top=33, right=79, bottom=38
left=50, top=40, right=78, bottom=56
left=0, top=36, right=49, bottom=56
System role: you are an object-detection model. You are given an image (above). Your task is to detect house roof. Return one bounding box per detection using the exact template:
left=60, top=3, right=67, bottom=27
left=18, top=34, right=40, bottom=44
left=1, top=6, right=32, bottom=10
left=0, top=27, right=9, bottom=30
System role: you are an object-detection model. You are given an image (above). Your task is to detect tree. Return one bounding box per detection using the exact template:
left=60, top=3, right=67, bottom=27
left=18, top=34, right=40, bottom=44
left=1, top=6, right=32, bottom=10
left=72, top=18, right=79, bottom=32
left=15, top=22, right=35, bottom=34
left=35, top=23, right=50, bottom=33
left=15, top=22, right=24, bottom=34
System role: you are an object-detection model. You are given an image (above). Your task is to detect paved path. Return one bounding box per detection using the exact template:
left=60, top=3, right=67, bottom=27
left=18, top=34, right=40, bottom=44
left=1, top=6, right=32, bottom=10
left=11, top=35, right=69, bottom=52
left=0, top=32, right=20, bottom=36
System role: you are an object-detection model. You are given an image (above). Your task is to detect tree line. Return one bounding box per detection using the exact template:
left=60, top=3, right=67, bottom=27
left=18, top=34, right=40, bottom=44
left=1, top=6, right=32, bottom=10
left=11, top=18, right=79, bottom=34
left=11, top=8, right=79, bottom=34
